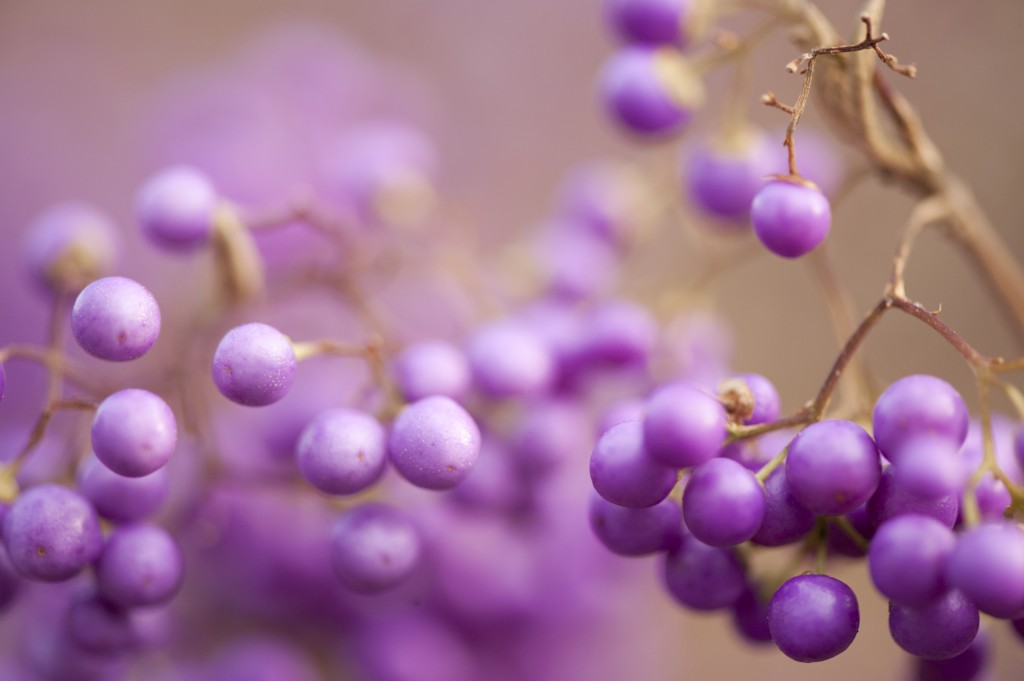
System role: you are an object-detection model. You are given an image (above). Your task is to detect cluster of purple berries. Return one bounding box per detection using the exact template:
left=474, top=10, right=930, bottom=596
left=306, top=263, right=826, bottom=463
left=588, top=369, right=1024, bottom=674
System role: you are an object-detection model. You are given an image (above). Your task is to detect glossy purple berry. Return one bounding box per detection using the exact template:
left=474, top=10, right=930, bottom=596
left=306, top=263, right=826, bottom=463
left=212, top=323, right=297, bottom=407
left=751, top=179, right=831, bottom=258
left=465, top=321, right=554, bottom=399
left=662, top=533, right=746, bottom=611
left=600, top=47, right=702, bottom=136
left=71, top=276, right=161, bottom=361
left=872, top=374, right=969, bottom=463
left=388, top=396, right=481, bottom=490
left=136, top=165, right=218, bottom=252
left=591, top=420, right=677, bottom=508
left=91, top=389, right=177, bottom=478
left=642, top=382, right=727, bottom=468
left=682, top=457, right=766, bottom=547
left=769, top=574, right=859, bottom=662
left=785, top=420, right=881, bottom=516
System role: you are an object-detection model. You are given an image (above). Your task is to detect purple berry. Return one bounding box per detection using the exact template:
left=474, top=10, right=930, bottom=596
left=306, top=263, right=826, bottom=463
left=23, top=202, right=119, bottom=293
left=682, top=457, right=766, bottom=547
left=889, top=589, right=979, bottom=660
left=945, top=521, right=1024, bottom=618
left=391, top=340, right=470, bottom=402
left=604, top=0, right=691, bottom=47
left=2, top=484, right=102, bottom=582
left=915, top=633, right=990, bottom=681
left=686, top=132, right=777, bottom=223
left=465, top=321, right=554, bottom=399
left=872, top=374, right=969, bottom=462
left=95, top=523, right=184, bottom=607
left=64, top=590, right=138, bottom=654
left=590, top=420, right=677, bottom=508
left=866, top=465, right=959, bottom=528
left=588, top=492, right=682, bottom=556
left=212, top=323, right=298, bottom=407
left=750, top=180, right=831, bottom=258
left=295, top=408, right=386, bottom=495
left=768, top=574, right=859, bottom=662
left=71, top=276, right=161, bottom=361
left=388, top=396, right=481, bottom=490
left=642, top=382, right=727, bottom=468
left=91, top=389, right=177, bottom=477
left=750, top=467, right=816, bottom=547
left=785, top=420, right=881, bottom=516
left=330, top=503, right=420, bottom=593
left=868, top=514, right=956, bottom=606
left=77, top=454, right=169, bottom=523
left=136, top=165, right=218, bottom=252
left=893, top=435, right=969, bottom=501
left=731, top=585, right=773, bottom=645
left=662, top=533, right=746, bottom=611
left=723, top=372, right=780, bottom=426
left=600, top=47, right=702, bottom=136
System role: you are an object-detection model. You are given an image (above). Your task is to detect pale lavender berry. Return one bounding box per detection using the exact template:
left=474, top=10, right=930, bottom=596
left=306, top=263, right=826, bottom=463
left=768, top=574, right=859, bottom=662
left=751, top=180, right=831, bottom=258
left=388, top=396, right=481, bottom=490
left=580, top=298, right=658, bottom=367
left=868, top=514, right=956, bottom=607
left=2, top=484, right=102, bottom=582
left=600, top=47, right=701, bottom=136
left=295, top=408, right=386, bottom=495
left=71, top=276, right=161, bottom=361
left=465, top=321, right=554, bottom=399
left=946, top=521, right=1024, bottom=618
left=136, top=165, right=217, bottom=252
left=683, top=457, right=766, bottom=547
left=889, top=589, right=979, bottom=660
left=604, top=0, right=691, bottom=47
left=391, top=340, right=470, bottom=402
left=643, top=382, right=727, bottom=468
left=77, top=454, right=169, bottom=523
left=785, top=420, right=881, bottom=516
left=212, top=323, right=297, bottom=407
left=23, top=202, right=119, bottom=293
left=872, top=375, right=969, bottom=463
left=95, top=523, right=184, bottom=608
left=330, top=503, right=420, bottom=593
left=590, top=420, right=677, bottom=508
left=91, top=389, right=177, bottom=477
